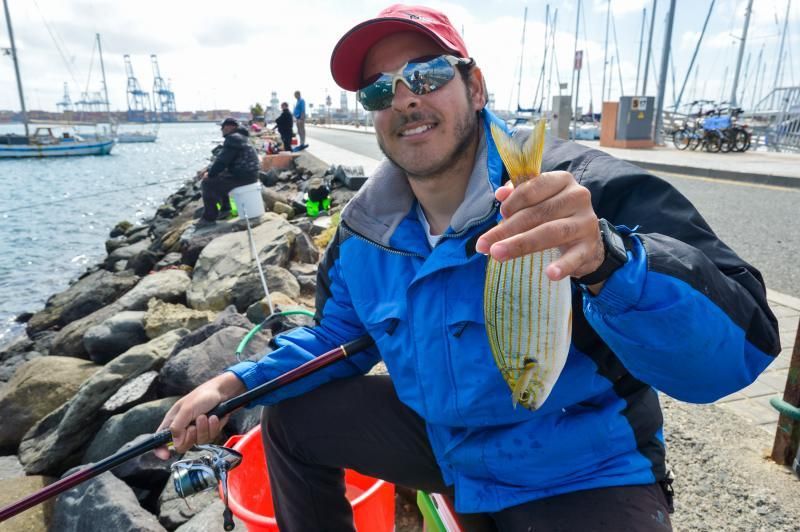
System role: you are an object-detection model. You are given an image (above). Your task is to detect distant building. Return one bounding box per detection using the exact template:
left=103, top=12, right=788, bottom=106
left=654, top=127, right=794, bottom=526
left=268, top=91, right=280, bottom=120
left=340, top=91, right=348, bottom=113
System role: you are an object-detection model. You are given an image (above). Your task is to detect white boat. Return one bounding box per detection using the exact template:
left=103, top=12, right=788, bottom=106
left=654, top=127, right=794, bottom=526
left=0, top=127, right=114, bottom=158
left=1, top=2, right=114, bottom=159
left=117, top=131, right=158, bottom=143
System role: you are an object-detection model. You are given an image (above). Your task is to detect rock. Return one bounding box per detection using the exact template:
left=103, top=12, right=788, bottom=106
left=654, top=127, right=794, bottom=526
left=101, top=370, right=160, bottom=415
left=154, top=252, right=184, bottom=270
left=49, top=269, right=189, bottom=359
left=0, top=475, right=55, bottom=532
left=84, top=397, right=179, bottom=464
left=105, top=237, right=152, bottom=269
left=84, top=311, right=148, bottom=364
left=128, top=248, right=164, bottom=276
left=309, top=214, right=333, bottom=237
left=19, top=330, right=187, bottom=476
left=0, top=455, right=24, bottom=480
left=245, top=292, right=302, bottom=324
left=186, top=215, right=300, bottom=311
left=105, top=235, right=129, bottom=254
left=260, top=168, right=279, bottom=187
left=174, top=498, right=245, bottom=532
left=26, top=270, right=140, bottom=334
left=125, top=224, right=150, bottom=240
left=291, top=231, right=320, bottom=264
left=167, top=306, right=253, bottom=358
left=0, top=339, right=43, bottom=385
left=156, top=219, right=196, bottom=255
left=51, top=470, right=167, bottom=532
left=229, top=265, right=301, bottom=312
left=117, top=269, right=192, bottom=311
left=49, top=303, right=120, bottom=358
left=50, top=269, right=190, bottom=359
left=110, top=220, right=133, bottom=238
left=143, top=300, right=216, bottom=340
left=272, top=200, right=294, bottom=218
left=0, top=356, right=99, bottom=453
left=158, top=326, right=270, bottom=397
left=260, top=187, right=286, bottom=211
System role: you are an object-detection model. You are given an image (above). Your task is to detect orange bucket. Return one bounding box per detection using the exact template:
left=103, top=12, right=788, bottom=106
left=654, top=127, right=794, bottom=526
left=222, top=427, right=395, bottom=531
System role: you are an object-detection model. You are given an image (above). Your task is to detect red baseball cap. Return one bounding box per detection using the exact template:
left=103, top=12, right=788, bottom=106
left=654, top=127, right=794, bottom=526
left=330, top=4, right=469, bottom=91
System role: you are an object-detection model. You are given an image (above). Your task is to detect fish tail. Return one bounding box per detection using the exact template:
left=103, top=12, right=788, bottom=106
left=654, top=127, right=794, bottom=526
left=490, top=120, right=547, bottom=186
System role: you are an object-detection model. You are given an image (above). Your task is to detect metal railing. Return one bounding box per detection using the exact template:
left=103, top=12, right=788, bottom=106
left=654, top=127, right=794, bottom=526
left=743, top=87, right=800, bottom=153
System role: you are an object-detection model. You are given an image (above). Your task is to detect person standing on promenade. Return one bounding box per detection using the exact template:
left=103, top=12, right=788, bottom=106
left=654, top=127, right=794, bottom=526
left=158, top=5, right=781, bottom=530
left=196, top=117, right=260, bottom=227
left=293, top=90, right=307, bottom=149
left=273, top=102, right=294, bottom=152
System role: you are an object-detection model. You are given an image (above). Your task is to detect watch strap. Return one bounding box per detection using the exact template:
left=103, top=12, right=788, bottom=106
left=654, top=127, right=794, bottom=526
left=576, top=219, right=630, bottom=285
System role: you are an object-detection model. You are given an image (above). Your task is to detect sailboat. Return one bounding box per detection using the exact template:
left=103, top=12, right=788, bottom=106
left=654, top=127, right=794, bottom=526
left=0, top=0, right=115, bottom=158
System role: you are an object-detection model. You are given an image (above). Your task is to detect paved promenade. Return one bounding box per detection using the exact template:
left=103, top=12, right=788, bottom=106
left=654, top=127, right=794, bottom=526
left=306, top=130, right=800, bottom=436
left=312, top=123, right=800, bottom=189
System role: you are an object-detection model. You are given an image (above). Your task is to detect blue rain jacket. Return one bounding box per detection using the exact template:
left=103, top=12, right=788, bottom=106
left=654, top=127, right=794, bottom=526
left=228, top=109, right=780, bottom=513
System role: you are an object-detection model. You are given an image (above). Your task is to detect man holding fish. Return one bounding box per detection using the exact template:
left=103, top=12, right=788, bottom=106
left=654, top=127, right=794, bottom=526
left=158, top=5, right=781, bottom=530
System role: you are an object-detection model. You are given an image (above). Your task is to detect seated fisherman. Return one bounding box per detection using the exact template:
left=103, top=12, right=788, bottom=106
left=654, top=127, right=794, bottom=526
left=197, top=117, right=260, bottom=226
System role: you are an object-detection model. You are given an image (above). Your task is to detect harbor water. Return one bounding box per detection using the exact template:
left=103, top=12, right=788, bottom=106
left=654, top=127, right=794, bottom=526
left=0, top=122, right=221, bottom=349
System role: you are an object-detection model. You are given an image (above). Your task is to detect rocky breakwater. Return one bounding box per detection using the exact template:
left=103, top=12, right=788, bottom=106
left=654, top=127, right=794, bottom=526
left=0, top=152, right=358, bottom=532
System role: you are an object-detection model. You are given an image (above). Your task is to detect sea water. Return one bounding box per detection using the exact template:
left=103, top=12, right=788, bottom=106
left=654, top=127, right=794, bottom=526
left=0, top=122, right=221, bottom=349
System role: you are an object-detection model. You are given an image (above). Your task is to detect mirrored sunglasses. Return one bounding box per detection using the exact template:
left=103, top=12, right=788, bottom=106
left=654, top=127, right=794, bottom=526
left=357, top=55, right=473, bottom=111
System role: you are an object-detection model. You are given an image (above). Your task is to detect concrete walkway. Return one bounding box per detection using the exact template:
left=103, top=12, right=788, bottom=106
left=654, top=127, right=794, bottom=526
left=306, top=132, right=800, bottom=436
left=312, top=123, right=800, bottom=188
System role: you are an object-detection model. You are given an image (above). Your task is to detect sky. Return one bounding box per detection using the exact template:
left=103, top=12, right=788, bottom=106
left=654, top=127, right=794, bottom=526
left=1, top=0, right=798, bottom=115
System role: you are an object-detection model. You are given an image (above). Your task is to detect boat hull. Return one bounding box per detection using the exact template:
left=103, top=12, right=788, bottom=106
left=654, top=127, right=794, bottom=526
left=117, top=134, right=157, bottom=143
left=0, top=140, right=115, bottom=158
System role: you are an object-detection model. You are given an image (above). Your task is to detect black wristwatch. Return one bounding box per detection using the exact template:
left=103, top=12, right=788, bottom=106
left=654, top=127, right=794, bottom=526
left=575, top=218, right=629, bottom=286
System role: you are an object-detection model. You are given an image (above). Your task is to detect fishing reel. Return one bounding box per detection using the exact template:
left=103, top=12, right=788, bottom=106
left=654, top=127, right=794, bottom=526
left=170, top=444, right=243, bottom=531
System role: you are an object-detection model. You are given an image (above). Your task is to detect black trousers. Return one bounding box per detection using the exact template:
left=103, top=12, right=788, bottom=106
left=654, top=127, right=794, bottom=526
left=200, top=172, right=255, bottom=221
left=262, top=375, right=673, bottom=532
left=280, top=133, right=293, bottom=152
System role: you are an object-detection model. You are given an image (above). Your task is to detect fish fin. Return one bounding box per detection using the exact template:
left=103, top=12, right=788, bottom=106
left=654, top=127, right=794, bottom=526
left=490, top=123, right=524, bottom=186
left=490, top=120, right=548, bottom=186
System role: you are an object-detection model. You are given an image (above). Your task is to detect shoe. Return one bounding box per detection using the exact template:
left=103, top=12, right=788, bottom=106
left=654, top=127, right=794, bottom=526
left=195, top=218, right=217, bottom=228
left=217, top=210, right=233, bottom=220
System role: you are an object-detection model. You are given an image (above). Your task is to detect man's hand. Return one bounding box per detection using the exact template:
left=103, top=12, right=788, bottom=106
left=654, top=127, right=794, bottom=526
left=154, top=372, right=246, bottom=459
left=475, top=171, right=604, bottom=282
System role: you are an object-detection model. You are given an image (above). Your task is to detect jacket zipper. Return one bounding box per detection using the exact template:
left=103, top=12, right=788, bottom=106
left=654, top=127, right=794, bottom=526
left=437, top=201, right=499, bottom=244
left=340, top=220, right=425, bottom=259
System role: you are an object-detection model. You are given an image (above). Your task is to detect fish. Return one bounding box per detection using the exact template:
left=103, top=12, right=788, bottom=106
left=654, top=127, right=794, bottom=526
left=484, top=120, right=573, bottom=410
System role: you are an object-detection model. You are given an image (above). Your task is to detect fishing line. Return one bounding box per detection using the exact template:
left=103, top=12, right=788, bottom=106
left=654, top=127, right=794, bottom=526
left=0, top=177, right=190, bottom=214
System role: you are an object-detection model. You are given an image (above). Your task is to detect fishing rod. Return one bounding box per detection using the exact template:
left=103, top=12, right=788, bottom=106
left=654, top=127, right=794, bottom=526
left=0, top=334, right=374, bottom=525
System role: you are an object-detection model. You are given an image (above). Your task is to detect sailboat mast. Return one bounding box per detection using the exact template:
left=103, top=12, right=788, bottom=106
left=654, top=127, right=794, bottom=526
left=771, top=0, right=791, bottom=107
left=535, top=4, right=550, bottom=113
left=642, top=0, right=658, bottom=94
left=635, top=7, right=646, bottom=94
left=729, top=0, right=753, bottom=107
left=601, top=0, right=611, bottom=104
left=516, top=6, right=528, bottom=112
left=95, top=33, right=112, bottom=124
left=571, top=0, right=582, bottom=140
left=3, top=0, right=28, bottom=136
left=654, top=0, right=676, bottom=145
